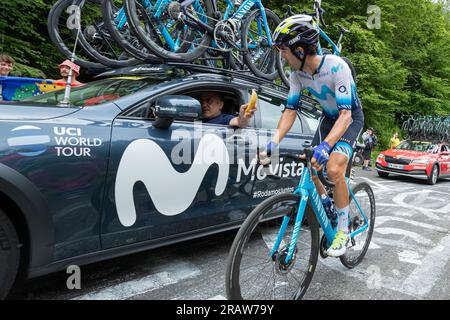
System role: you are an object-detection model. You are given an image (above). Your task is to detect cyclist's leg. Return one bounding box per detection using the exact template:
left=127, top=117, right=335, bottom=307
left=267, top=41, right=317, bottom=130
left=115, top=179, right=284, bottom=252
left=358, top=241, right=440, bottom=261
left=310, top=116, right=330, bottom=195
left=326, top=110, right=364, bottom=257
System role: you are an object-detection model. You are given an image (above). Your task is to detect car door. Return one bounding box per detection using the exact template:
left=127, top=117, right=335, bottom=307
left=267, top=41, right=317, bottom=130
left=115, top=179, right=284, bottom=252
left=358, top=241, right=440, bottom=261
left=100, top=85, right=258, bottom=249
left=251, top=91, right=312, bottom=203
left=438, top=144, right=450, bottom=175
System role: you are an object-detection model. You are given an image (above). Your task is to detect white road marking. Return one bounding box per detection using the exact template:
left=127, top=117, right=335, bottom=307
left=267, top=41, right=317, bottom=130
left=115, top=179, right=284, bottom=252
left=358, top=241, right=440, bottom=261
left=375, top=216, right=448, bottom=233
left=207, top=295, right=226, bottom=300
left=397, top=250, right=422, bottom=265
left=375, top=227, right=433, bottom=246
left=400, top=234, right=450, bottom=296
left=72, top=260, right=201, bottom=300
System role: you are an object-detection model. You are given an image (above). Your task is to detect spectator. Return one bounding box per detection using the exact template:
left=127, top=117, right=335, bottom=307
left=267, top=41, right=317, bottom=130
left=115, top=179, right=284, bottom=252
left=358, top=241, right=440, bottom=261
left=0, top=54, right=15, bottom=76
left=390, top=132, right=400, bottom=149
left=199, top=91, right=256, bottom=128
left=56, top=60, right=83, bottom=86
left=362, top=127, right=375, bottom=171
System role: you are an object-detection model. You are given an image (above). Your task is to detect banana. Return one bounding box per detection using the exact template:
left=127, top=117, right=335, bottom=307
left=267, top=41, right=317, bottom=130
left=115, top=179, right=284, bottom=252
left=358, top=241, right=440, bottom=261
left=246, top=89, right=258, bottom=113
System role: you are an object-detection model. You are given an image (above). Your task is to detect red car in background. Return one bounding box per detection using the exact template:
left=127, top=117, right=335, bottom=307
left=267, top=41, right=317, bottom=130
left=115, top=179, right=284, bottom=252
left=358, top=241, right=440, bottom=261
left=376, top=140, right=450, bottom=185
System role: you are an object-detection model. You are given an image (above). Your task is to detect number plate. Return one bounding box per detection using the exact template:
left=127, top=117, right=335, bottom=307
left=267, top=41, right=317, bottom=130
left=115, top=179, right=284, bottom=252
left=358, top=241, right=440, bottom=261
left=387, top=163, right=404, bottom=169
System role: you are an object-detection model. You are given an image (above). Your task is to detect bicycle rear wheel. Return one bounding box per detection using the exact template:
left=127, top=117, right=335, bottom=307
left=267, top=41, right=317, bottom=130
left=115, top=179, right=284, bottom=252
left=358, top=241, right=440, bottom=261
left=339, top=182, right=376, bottom=269
left=124, top=0, right=212, bottom=62
left=241, top=9, right=281, bottom=80
left=226, top=193, right=319, bottom=300
left=48, top=0, right=108, bottom=72
left=101, top=0, right=159, bottom=62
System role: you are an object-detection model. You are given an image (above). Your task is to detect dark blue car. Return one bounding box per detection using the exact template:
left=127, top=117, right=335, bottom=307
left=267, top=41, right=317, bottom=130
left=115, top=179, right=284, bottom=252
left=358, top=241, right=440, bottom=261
left=0, top=65, right=319, bottom=298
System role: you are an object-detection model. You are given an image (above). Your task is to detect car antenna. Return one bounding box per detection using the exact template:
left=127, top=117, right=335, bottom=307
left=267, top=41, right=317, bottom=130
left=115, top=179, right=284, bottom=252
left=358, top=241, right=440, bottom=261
left=57, top=7, right=81, bottom=107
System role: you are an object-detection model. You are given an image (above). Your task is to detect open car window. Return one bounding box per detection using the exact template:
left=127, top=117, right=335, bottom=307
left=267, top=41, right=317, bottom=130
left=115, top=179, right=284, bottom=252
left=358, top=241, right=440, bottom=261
left=21, top=77, right=165, bottom=107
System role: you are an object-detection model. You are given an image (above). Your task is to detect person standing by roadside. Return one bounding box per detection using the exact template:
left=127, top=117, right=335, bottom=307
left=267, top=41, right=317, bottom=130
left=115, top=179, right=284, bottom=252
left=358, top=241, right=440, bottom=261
left=56, top=60, right=83, bottom=86
left=390, top=132, right=401, bottom=149
left=362, top=127, right=375, bottom=171
left=0, top=54, right=15, bottom=76
left=0, top=54, right=15, bottom=101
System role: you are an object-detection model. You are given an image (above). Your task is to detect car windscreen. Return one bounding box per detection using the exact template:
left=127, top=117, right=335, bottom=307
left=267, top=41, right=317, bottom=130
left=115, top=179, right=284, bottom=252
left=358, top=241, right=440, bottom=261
left=396, top=140, right=436, bottom=152
left=21, top=77, right=164, bottom=107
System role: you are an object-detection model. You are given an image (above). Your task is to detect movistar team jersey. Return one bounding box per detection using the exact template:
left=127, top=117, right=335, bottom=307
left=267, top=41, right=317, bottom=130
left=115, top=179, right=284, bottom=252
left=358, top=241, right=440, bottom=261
left=286, top=55, right=362, bottom=119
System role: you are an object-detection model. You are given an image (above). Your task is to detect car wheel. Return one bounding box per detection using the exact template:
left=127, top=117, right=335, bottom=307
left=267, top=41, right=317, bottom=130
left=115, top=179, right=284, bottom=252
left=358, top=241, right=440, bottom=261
left=0, top=209, right=20, bottom=299
left=377, top=171, right=389, bottom=178
left=353, top=152, right=364, bottom=166
left=427, top=164, right=439, bottom=185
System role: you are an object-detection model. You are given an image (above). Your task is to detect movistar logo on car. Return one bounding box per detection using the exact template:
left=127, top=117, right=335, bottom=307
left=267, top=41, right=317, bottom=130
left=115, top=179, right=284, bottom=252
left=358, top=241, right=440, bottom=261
left=7, top=125, right=50, bottom=157
left=115, top=134, right=229, bottom=227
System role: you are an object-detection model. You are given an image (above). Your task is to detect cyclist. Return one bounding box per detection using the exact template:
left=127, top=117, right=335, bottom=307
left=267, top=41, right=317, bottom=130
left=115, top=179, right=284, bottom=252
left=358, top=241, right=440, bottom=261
left=261, top=15, right=364, bottom=257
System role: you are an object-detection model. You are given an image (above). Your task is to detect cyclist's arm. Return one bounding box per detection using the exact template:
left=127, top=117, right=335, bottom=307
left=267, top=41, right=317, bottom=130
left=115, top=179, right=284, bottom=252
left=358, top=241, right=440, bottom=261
left=323, top=62, right=354, bottom=147
left=272, top=73, right=302, bottom=144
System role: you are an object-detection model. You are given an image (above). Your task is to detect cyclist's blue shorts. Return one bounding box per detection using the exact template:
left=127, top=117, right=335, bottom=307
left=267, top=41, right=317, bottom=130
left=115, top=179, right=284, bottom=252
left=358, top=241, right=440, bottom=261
left=311, top=109, right=364, bottom=159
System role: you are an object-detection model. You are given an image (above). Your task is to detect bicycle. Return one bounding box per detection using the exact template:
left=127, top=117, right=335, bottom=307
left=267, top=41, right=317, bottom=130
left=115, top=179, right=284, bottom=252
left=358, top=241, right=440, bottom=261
left=48, top=0, right=140, bottom=70
left=123, top=0, right=281, bottom=79
left=225, top=148, right=376, bottom=299
left=277, top=1, right=356, bottom=88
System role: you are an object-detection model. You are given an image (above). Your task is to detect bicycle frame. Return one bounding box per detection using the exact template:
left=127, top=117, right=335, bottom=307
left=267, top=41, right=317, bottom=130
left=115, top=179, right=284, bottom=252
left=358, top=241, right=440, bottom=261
left=270, top=164, right=370, bottom=264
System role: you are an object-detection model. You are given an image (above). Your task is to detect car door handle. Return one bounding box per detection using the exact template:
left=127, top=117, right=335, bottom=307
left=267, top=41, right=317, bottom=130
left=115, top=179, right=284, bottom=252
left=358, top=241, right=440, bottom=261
left=302, top=141, right=312, bottom=147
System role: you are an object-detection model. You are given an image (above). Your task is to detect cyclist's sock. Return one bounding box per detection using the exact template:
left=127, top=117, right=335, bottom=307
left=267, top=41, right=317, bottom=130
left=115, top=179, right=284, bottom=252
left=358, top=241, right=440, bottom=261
left=336, top=206, right=349, bottom=234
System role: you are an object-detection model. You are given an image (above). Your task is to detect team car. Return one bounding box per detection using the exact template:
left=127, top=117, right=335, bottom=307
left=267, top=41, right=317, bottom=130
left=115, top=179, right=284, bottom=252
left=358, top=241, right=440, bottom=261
left=375, top=140, right=450, bottom=185
left=0, top=64, right=321, bottom=298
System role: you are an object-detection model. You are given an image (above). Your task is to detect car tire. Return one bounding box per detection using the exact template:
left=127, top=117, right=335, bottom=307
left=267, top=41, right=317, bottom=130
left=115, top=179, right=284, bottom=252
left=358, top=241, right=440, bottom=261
left=0, top=209, right=20, bottom=299
left=353, top=152, right=364, bottom=166
left=377, top=171, right=389, bottom=178
left=427, top=164, right=439, bottom=185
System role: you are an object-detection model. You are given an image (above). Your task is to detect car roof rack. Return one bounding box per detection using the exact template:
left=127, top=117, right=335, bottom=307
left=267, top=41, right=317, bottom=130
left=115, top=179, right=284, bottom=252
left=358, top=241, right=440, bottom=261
left=165, top=62, right=321, bottom=114
left=166, top=62, right=287, bottom=91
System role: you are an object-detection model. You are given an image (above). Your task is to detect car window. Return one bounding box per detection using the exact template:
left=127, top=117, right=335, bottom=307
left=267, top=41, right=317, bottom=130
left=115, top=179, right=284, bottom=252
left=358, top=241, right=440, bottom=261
left=259, top=95, right=302, bottom=133
left=441, top=145, right=450, bottom=153
left=396, top=140, right=436, bottom=152
left=21, top=77, right=165, bottom=107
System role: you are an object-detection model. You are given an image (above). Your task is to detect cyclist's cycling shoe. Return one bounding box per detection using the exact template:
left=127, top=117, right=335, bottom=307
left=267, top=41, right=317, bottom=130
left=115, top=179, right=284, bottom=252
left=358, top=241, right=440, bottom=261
left=326, top=230, right=350, bottom=257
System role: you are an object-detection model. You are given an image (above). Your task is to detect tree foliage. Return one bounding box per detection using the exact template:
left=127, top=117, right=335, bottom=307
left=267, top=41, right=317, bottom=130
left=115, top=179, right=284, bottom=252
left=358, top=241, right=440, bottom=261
left=1, top=0, right=449, bottom=149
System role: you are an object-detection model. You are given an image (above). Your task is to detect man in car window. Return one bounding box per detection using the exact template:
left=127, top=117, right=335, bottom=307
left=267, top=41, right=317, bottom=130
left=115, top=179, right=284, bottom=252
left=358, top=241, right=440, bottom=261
left=200, top=92, right=256, bottom=128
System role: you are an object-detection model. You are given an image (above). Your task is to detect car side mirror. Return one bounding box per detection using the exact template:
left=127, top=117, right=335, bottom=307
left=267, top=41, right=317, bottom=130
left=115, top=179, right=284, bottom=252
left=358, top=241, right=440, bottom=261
left=153, top=95, right=201, bottom=129
left=441, top=151, right=449, bottom=156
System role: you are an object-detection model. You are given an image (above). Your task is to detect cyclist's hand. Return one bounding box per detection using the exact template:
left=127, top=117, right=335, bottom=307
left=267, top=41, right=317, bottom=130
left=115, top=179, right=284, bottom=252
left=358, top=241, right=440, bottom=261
left=312, top=141, right=331, bottom=170
left=259, top=151, right=271, bottom=166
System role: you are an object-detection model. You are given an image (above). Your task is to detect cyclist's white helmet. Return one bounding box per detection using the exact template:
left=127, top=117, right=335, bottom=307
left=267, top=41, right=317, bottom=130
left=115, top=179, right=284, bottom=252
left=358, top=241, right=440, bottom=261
left=273, top=15, right=319, bottom=50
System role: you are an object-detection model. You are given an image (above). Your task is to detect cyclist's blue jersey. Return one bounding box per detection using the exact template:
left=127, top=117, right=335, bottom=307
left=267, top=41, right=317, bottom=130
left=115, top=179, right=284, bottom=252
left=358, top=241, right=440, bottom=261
left=286, top=55, right=362, bottom=119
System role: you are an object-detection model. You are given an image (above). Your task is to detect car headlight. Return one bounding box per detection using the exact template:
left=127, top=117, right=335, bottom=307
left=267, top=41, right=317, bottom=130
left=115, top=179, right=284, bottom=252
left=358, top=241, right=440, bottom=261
left=377, top=154, right=385, bottom=159
left=411, top=159, right=429, bottom=164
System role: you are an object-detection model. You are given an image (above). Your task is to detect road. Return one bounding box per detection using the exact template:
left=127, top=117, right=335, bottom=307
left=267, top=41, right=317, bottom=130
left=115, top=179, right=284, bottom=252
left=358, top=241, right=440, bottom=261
left=8, top=168, right=450, bottom=300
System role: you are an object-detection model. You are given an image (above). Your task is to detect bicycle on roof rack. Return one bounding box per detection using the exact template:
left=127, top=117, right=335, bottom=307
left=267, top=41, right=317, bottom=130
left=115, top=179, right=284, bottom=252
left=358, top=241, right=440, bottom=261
left=122, top=0, right=282, bottom=80
left=277, top=1, right=356, bottom=88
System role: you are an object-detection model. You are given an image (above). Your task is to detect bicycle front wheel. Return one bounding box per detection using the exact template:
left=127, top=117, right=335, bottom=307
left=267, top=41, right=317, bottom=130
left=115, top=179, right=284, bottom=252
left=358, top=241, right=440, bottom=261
left=225, top=193, right=319, bottom=300
left=340, top=182, right=376, bottom=269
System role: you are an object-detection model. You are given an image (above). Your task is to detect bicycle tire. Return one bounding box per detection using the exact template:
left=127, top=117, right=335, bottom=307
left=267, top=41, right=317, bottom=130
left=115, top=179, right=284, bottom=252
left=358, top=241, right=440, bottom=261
left=124, top=0, right=212, bottom=62
left=48, top=0, right=109, bottom=72
left=241, top=9, right=281, bottom=80
left=75, top=0, right=140, bottom=67
left=225, top=192, right=319, bottom=300
left=101, top=0, right=159, bottom=62
left=339, top=182, right=376, bottom=269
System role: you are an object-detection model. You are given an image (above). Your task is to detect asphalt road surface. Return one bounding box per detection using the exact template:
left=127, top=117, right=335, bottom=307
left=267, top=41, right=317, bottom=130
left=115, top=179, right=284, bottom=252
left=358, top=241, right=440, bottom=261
left=8, top=168, right=450, bottom=300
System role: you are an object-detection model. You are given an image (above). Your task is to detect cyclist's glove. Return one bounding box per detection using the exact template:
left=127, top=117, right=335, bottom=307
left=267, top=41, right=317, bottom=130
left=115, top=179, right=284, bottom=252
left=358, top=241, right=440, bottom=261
left=312, top=141, right=331, bottom=165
